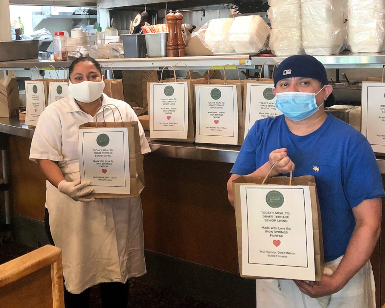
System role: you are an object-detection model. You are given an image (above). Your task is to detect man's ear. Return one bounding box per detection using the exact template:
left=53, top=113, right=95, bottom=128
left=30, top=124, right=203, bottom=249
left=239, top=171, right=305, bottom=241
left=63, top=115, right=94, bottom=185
left=323, top=84, right=333, bottom=100
left=272, top=88, right=276, bottom=96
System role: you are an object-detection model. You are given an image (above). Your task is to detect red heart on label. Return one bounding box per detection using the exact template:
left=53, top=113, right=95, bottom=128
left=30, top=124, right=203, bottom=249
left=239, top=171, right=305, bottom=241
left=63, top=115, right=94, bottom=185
left=102, top=169, right=107, bottom=174
left=167, top=116, right=171, bottom=120
left=273, top=240, right=281, bottom=247
left=214, top=120, right=219, bottom=124
left=35, top=109, right=37, bottom=112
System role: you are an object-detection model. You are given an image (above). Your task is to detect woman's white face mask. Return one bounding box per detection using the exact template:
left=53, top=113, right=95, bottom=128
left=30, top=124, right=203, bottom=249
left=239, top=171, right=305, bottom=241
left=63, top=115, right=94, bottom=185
left=68, top=80, right=105, bottom=103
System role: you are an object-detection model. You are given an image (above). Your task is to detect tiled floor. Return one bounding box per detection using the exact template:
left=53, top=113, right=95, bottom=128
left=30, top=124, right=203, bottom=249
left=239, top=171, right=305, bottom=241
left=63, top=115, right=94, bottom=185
left=0, top=241, right=223, bottom=308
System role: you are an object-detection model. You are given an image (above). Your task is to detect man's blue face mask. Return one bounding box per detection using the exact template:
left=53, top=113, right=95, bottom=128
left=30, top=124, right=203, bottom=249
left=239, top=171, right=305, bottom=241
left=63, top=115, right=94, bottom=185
left=275, top=87, right=325, bottom=121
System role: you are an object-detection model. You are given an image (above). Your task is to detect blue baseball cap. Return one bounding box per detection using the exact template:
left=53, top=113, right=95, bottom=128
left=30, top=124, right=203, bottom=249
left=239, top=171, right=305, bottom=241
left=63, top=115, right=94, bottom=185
left=274, top=55, right=335, bottom=107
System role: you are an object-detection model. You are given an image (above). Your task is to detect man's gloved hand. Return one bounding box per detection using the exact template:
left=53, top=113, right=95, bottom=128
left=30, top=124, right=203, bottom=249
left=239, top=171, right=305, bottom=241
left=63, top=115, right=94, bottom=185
left=58, top=179, right=95, bottom=202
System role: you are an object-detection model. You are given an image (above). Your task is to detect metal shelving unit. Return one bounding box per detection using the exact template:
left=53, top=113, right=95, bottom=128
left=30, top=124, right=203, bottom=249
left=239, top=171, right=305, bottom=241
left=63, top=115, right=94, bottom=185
left=250, top=53, right=385, bottom=68
left=0, top=55, right=253, bottom=71
left=3, top=54, right=385, bottom=72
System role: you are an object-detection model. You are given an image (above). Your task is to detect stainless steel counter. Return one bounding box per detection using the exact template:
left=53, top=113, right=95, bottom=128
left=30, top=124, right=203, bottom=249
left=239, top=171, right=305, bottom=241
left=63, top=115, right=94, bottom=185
left=2, top=117, right=385, bottom=174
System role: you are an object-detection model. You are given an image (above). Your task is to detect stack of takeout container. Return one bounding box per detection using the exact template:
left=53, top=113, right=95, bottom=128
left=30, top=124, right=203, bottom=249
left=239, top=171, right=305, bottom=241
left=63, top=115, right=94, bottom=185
left=301, top=0, right=346, bottom=55
left=0, top=76, right=20, bottom=118
left=268, top=0, right=302, bottom=56
left=204, top=18, right=236, bottom=54
left=348, top=0, right=385, bottom=53
left=228, top=15, right=271, bottom=54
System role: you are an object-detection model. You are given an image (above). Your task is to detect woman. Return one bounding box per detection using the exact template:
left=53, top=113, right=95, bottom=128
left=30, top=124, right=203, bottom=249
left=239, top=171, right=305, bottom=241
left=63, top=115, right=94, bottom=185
left=29, top=56, right=150, bottom=308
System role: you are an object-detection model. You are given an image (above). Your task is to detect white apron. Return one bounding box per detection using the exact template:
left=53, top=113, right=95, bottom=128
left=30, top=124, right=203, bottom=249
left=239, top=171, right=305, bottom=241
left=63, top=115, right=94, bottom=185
left=46, top=162, right=146, bottom=294
left=256, top=257, right=375, bottom=308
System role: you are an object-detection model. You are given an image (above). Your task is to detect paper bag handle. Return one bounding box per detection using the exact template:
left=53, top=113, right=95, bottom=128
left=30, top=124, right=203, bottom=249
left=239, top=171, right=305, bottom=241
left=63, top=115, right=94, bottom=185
left=30, top=66, right=40, bottom=80
left=49, top=65, right=60, bottom=79
left=94, top=104, right=124, bottom=127
left=262, top=160, right=293, bottom=185
left=206, top=68, right=228, bottom=85
left=160, top=66, right=177, bottom=82
left=174, top=62, right=192, bottom=80
left=105, top=65, right=115, bottom=80
left=60, top=67, right=68, bottom=80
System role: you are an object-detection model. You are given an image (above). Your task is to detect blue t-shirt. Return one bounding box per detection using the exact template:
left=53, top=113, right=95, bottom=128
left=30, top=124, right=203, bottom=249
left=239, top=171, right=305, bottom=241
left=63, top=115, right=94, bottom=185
left=231, top=114, right=385, bottom=262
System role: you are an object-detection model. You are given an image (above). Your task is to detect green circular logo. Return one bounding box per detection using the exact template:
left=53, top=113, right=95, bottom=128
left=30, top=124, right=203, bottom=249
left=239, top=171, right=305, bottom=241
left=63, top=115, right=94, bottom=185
left=263, top=88, right=275, bottom=100
left=210, top=88, right=221, bottom=100
left=266, top=190, right=284, bottom=208
left=164, top=85, right=174, bottom=96
left=33, top=85, right=38, bottom=94
left=96, top=134, right=110, bottom=147
left=57, top=85, right=63, bottom=95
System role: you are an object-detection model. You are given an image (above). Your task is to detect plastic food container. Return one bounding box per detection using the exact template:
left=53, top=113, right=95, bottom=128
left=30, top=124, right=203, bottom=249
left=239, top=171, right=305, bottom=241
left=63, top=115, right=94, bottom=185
left=204, top=18, right=235, bottom=54
left=53, top=32, right=68, bottom=61
left=228, top=15, right=271, bottom=54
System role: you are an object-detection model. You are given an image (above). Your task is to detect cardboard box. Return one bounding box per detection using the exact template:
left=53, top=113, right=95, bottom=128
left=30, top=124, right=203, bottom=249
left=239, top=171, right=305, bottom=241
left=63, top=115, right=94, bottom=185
left=0, top=41, right=38, bottom=62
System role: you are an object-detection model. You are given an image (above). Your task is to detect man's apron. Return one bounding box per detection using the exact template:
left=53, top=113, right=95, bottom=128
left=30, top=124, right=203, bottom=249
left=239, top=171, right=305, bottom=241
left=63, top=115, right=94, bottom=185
left=256, top=257, right=375, bottom=308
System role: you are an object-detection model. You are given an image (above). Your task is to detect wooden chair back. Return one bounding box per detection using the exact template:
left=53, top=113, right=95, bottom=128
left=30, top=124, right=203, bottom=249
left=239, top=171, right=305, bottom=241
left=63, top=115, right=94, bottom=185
left=0, top=244, right=64, bottom=308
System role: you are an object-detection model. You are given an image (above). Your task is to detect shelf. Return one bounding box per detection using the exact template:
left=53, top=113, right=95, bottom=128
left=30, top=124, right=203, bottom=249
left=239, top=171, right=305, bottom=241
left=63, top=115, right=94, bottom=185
left=0, top=56, right=253, bottom=70
left=35, top=14, right=97, bottom=19
left=97, top=55, right=253, bottom=70
left=4, top=54, right=385, bottom=71
left=250, top=53, right=385, bottom=69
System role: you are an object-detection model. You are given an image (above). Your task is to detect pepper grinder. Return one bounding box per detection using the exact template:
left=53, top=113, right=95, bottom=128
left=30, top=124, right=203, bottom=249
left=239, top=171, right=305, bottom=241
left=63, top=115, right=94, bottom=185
left=175, top=11, right=185, bottom=57
left=166, top=11, right=178, bottom=57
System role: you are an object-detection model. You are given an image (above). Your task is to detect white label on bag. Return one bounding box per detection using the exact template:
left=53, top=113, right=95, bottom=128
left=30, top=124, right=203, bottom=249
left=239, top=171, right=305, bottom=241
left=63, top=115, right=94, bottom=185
left=238, top=184, right=316, bottom=280
left=195, top=85, right=238, bottom=145
left=25, top=81, right=46, bottom=126
left=48, top=82, right=69, bottom=105
left=79, top=127, right=130, bottom=194
left=244, top=83, right=282, bottom=136
left=150, top=82, right=189, bottom=139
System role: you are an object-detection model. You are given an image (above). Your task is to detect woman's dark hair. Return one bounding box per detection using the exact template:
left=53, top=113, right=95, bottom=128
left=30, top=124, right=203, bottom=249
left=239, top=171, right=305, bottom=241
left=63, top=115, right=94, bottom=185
left=68, top=56, right=102, bottom=79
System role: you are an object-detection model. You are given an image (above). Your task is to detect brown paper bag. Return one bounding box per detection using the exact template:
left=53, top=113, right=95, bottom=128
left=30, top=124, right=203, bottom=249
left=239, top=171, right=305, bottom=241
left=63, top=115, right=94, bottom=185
left=103, top=79, right=124, bottom=101
left=147, top=72, right=206, bottom=143
left=233, top=174, right=324, bottom=281
left=31, top=78, right=67, bottom=105
left=198, top=78, right=244, bottom=145
left=243, top=79, right=279, bottom=135
left=123, top=70, right=159, bottom=111
left=0, top=76, right=20, bottom=117
left=78, top=120, right=144, bottom=198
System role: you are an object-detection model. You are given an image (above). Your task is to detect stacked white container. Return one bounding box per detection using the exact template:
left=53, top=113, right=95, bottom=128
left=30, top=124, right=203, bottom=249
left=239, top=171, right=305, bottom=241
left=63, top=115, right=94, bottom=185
left=301, top=0, right=346, bottom=55
left=204, top=18, right=236, bottom=54
left=348, top=0, right=385, bottom=53
left=268, top=0, right=302, bottom=56
left=228, top=15, right=271, bottom=54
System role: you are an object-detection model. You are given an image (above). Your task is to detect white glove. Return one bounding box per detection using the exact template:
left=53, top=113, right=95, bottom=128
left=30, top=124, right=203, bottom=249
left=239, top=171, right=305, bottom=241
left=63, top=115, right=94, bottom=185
left=58, top=179, right=95, bottom=202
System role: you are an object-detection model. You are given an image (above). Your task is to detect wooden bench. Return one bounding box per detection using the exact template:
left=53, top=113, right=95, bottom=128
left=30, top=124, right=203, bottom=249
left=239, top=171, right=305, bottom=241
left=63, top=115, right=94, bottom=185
left=0, top=245, right=64, bottom=308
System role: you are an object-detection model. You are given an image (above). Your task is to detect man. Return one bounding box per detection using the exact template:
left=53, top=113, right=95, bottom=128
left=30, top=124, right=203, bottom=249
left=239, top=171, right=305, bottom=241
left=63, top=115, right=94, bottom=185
left=227, top=55, right=384, bottom=307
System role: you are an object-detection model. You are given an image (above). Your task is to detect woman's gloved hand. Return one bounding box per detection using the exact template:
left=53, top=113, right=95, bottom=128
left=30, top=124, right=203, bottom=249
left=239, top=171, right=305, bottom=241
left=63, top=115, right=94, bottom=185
left=58, top=179, right=95, bottom=202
